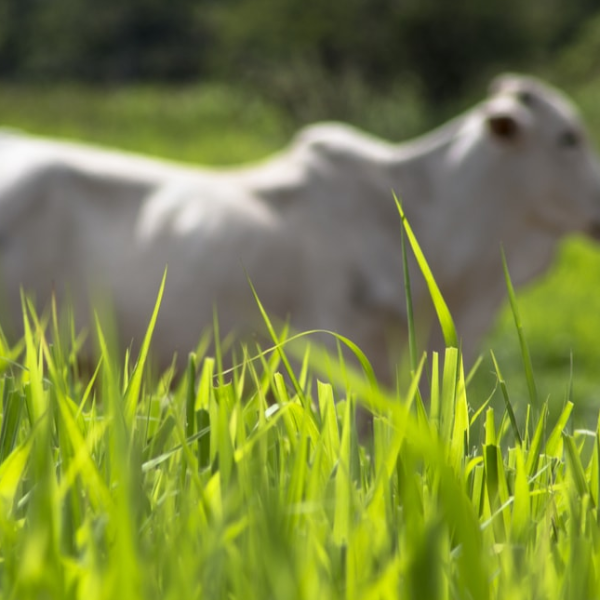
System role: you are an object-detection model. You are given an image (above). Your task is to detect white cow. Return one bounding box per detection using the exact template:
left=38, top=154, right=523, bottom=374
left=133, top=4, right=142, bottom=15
left=0, top=73, right=599, bottom=382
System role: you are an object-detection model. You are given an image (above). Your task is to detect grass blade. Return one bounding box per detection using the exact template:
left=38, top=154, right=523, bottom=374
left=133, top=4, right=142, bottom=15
left=490, top=350, right=522, bottom=446
left=501, top=248, right=538, bottom=410
left=394, top=194, right=458, bottom=348
left=124, top=269, right=167, bottom=423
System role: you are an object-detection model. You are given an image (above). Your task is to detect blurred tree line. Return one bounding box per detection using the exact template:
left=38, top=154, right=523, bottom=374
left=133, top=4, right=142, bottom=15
left=0, top=0, right=598, bottom=119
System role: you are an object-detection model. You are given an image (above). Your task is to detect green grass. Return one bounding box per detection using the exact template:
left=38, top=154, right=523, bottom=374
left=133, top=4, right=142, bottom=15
left=0, top=267, right=599, bottom=598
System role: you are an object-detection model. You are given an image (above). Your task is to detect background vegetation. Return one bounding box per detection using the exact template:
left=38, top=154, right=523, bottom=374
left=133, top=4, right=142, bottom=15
left=2, top=0, right=600, bottom=121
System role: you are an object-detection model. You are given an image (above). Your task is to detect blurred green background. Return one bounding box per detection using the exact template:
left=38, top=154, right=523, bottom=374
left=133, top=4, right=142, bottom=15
left=2, top=0, right=600, bottom=424
left=3, top=0, right=600, bottom=131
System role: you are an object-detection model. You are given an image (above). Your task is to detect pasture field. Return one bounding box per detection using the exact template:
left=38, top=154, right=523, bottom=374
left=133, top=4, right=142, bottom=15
left=2, top=82, right=600, bottom=597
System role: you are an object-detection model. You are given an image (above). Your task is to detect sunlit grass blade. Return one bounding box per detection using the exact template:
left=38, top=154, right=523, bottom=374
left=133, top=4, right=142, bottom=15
left=440, top=347, right=459, bottom=442
left=401, top=224, right=418, bottom=372
left=20, top=294, right=47, bottom=425
left=450, top=357, right=469, bottom=470
left=429, top=351, right=441, bottom=431
left=0, top=436, right=33, bottom=508
left=564, top=433, right=592, bottom=503
left=318, top=381, right=341, bottom=462
left=185, top=352, right=197, bottom=439
left=511, top=445, right=531, bottom=542
left=525, top=403, right=548, bottom=479
left=124, top=269, right=167, bottom=423
left=333, top=396, right=353, bottom=546
left=394, top=193, right=458, bottom=348
left=484, top=408, right=499, bottom=502
left=546, top=401, right=574, bottom=459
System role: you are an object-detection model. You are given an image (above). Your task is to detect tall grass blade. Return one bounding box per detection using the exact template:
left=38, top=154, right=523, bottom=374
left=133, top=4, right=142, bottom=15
left=0, top=436, right=32, bottom=508
left=450, top=358, right=469, bottom=470
left=511, top=445, right=531, bottom=542
left=546, top=401, right=573, bottom=459
left=490, top=350, right=522, bottom=445
left=525, top=403, right=548, bottom=479
left=501, top=248, right=538, bottom=410
left=333, top=397, right=353, bottom=546
left=429, top=351, right=441, bottom=431
left=401, top=225, right=418, bottom=371
left=185, top=353, right=197, bottom=438
left=124, top=269, right=167, bottom=423
left=564, top=433, right=592, bottom=503
left=440, top=347, right=459, bottom=442
left=394, top=194, right=458, bottom=348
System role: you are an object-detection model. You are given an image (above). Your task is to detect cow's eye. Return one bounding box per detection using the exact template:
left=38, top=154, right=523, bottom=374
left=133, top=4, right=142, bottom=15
left=517, top=90, right=534, bottom=106
left=558, top=130, right=579, bottom=149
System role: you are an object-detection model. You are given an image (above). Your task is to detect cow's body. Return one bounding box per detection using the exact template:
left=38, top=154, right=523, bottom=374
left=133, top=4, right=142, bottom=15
left=0, top=74, right=599, bottom=379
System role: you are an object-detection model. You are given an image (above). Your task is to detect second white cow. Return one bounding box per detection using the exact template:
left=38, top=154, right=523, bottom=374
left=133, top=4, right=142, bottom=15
left=0, top=73, right=598, bottom=381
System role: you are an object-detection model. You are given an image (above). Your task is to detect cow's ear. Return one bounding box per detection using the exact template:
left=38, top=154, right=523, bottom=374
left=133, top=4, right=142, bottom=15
left=487, top=113, right=519, bottom=141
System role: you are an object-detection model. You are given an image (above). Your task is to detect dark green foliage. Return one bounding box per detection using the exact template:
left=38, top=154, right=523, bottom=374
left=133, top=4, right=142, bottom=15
left=0, top=0, right=210, bottom=82
left=0, top=0, right=598, bottom=115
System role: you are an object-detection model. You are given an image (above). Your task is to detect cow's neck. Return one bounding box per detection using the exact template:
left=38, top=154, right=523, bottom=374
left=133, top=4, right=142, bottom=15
left=395, top=112, right=467, bottom=161
left=386, top=117, right=462, bottom=244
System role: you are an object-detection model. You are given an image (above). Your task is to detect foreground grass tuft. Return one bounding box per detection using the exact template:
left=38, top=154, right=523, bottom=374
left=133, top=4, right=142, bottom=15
left=0, top=289, right=598, bottom=599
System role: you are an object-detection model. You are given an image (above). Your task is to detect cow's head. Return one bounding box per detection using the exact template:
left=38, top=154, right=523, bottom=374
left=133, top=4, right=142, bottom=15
left=423, top=74, right=600, bottom=330
left=482, top=73, right=600, bottom=240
